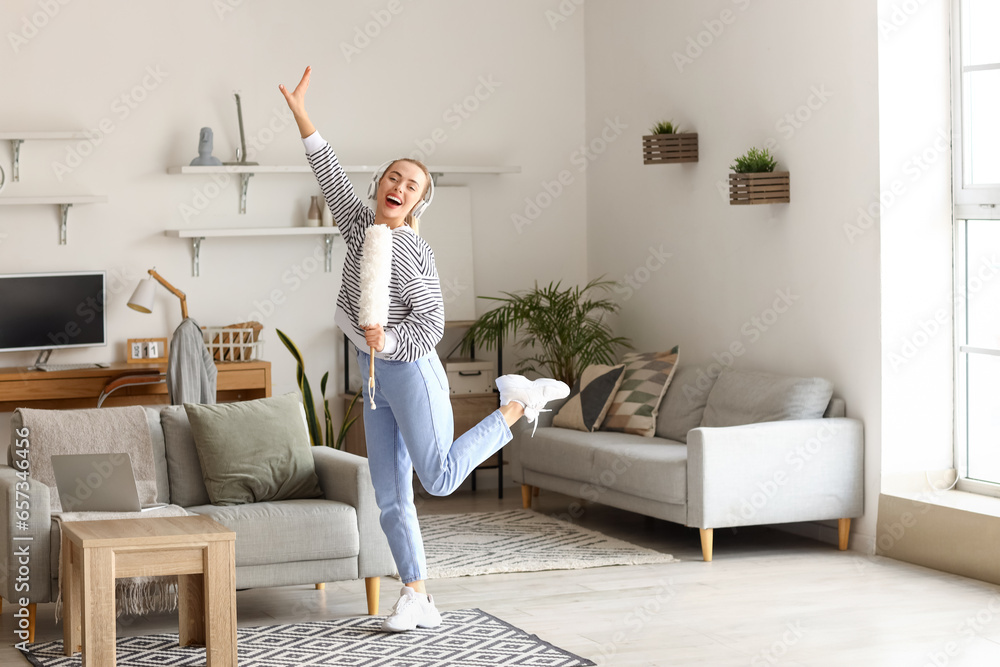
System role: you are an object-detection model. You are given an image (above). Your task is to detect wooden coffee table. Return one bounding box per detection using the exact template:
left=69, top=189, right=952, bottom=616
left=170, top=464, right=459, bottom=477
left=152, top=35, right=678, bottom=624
left=60, top=514, right=236, bottom=666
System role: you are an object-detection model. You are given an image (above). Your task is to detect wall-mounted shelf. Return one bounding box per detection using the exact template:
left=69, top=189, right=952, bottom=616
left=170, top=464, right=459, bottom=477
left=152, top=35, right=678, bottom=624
left=165, top=226, right=342, bottom=277
left=0, top=132, right=90, bottom=182
left=0, top=195, right=108, bottom=244
left=167, top=164, right=521, bottom=214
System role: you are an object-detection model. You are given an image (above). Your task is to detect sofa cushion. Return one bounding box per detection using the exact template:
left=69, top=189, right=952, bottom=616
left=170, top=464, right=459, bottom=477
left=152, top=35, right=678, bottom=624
left=553, top=364, right=626, bottom=432
left=161, top=405, right=212, bottom=507
left=655, top=365, right=716, bottom=443
left=700, top=369, right=834, bottom=428
left=602, top=347, right=679, bottom=437
left=186, top=498, right=359, bottom=566
left=521, top=427, right=688, bottom=505
left=142, top=407, right=171, bottom=505
left=185, top=393, right=323, bottom=506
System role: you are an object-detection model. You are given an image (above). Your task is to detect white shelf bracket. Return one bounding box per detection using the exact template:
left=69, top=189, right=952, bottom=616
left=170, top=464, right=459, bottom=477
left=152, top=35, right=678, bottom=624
left=324, top=233, right=335, bottom=272
left=11, top=139, right=23, bottom=182
left=59, top=203, right=71, bottom=244
left=191, top=236, right=205, bottom=277
left=239, top=173, right=254, bottom=214
left=430, top=172, right=441, bottom=185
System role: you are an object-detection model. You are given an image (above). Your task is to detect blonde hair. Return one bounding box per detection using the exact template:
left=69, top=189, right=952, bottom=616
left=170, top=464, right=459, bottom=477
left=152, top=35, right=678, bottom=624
left=389, top=158, right=432, bottom=235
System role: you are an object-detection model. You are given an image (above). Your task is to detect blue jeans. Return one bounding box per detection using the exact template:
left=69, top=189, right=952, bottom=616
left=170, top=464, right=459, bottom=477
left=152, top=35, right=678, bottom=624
left=355, top=347, right=512, bottom=583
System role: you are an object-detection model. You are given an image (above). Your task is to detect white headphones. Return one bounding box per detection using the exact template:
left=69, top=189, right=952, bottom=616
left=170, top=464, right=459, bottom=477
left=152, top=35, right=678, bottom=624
left=0, top=164, right=5, bottom=194
left=367, top=159, right=434, bottom=219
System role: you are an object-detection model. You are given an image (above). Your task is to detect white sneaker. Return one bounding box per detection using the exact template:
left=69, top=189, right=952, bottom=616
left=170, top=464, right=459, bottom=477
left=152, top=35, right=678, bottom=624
left=495, top=374, right=571, bottom=436
left=381, top=586, right=442, bottom=632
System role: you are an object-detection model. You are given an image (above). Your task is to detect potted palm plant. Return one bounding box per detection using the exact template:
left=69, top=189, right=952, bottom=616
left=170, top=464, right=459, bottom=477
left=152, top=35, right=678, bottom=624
left=642, top=120, right=698, bottom=164
left=459, top=278, right=632, bottom=389
left=728, top=147, right=790, bottom=205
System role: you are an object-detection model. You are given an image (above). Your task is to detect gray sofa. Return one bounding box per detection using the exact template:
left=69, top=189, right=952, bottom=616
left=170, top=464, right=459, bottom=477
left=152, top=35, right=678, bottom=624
left=0, top=404, right=395, bottom=640
left=512, top=367, right=864, bottom=560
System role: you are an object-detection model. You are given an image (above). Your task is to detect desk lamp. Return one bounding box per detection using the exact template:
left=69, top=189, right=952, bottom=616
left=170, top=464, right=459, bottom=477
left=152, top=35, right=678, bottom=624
left=128, top=269, right=188, bottom=319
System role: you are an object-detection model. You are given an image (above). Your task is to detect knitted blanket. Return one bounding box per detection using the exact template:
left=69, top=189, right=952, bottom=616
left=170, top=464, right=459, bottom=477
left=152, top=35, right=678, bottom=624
left=16, top=406, right=187, bottom=618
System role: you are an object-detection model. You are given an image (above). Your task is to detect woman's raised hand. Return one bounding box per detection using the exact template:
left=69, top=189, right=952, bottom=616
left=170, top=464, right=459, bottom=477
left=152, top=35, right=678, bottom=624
left=279, top=66, right=316, bottom=138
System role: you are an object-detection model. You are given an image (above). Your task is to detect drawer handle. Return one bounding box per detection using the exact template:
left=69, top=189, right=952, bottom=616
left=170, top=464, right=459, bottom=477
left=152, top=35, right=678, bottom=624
left=458, top=371, right=483, bottom=376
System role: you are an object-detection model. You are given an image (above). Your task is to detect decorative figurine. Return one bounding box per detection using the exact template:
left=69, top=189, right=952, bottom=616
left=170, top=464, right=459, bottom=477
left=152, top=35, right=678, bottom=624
left=190, top=127, right=223, bottom=166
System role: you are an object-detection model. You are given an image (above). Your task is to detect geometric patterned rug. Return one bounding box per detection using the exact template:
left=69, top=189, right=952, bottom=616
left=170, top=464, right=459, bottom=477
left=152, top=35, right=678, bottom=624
left=421, top=510, right=677, bottom=579
left=20, top=608, right=595, bottom=666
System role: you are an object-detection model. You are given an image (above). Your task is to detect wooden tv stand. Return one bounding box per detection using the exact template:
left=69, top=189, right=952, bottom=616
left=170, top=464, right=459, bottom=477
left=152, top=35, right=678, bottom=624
left=0, top=360, right=271, bottom=411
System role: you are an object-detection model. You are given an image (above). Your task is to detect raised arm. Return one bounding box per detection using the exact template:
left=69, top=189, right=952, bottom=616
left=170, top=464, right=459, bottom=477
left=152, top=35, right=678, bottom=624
left=279, top=67, right=371, bottom=245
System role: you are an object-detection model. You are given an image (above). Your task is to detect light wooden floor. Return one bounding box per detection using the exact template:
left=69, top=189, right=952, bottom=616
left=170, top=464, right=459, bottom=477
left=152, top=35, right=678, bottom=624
left=5, top=487, right=1000, bottom=666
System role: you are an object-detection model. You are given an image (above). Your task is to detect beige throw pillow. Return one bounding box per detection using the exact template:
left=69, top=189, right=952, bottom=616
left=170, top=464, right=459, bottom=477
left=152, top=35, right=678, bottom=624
left=601, top=347, right=680, bottom=437
left=184, top=393, right=323, bottom=506
left=553, top=364, right=626, bottom=432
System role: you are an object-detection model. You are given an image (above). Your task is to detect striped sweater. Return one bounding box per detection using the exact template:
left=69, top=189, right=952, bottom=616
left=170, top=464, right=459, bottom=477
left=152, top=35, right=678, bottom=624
left=304, top=133, right=444, bottom=362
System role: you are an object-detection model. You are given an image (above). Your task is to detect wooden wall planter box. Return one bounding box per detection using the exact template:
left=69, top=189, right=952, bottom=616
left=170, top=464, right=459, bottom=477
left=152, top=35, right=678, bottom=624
left=642, top=133, right=698, bottom=164
left=729, top=171, right=790, bottom=205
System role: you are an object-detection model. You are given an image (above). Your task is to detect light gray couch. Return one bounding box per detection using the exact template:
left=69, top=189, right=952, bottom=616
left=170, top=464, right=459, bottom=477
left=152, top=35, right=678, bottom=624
left=512, top=367, right=864, bottom=560
left=0, top=404, right=395, bottom=640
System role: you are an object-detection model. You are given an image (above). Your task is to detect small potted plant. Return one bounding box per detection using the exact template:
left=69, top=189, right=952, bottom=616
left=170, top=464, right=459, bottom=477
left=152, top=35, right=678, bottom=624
left=642, top=120, right=698, bottom=164
left=728, top=147, right=790, bottom=205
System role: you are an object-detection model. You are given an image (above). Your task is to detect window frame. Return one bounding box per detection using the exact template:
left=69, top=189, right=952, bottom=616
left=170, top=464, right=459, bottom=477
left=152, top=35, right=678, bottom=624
left=953, top=0, right=1000, bottom=497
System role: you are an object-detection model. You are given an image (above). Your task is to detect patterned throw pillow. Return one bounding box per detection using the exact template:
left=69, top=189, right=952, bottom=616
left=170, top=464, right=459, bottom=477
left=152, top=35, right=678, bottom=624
left=552, top=364, right=627, bottom=432
left=601, top=347, right=680, bottom=437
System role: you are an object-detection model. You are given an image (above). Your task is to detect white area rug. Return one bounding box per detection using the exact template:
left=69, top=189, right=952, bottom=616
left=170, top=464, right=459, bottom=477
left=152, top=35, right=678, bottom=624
left=420, top=510, right=677, bottom=579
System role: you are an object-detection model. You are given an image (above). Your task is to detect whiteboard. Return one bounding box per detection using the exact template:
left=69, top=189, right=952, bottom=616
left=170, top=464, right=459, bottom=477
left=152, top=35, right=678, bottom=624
left=418, top=186, right=476, bottom=321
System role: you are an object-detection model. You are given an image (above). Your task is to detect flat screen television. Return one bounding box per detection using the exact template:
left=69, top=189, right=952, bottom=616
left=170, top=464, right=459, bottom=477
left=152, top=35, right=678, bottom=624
left=0, top=271, right=107, bottom=353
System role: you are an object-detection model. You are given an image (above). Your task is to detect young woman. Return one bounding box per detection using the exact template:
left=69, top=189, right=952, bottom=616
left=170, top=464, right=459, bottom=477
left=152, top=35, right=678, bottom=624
left=279, top=67, right=569, bottom=632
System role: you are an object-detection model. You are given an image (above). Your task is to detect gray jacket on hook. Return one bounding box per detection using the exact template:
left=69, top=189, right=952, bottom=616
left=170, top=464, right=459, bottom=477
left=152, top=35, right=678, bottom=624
left=167, top=317, right=217, bottom=405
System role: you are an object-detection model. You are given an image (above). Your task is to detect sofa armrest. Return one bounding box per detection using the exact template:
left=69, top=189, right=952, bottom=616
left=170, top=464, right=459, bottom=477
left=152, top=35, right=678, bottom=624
left=311, top=448, right=395, bottom=579
left=686, top=418, right=864, bottom=529
left=0, top=465, right=53, bottom=604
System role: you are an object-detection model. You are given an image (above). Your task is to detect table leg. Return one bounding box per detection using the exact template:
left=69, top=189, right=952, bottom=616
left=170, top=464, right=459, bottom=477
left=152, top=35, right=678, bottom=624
left=62, top=537, right=81, bottom=656
left=178, top=572, right=206, bottom=646
left=204, top=540, right=236, bottom=667
left=81, top=546, right=116, bottom=666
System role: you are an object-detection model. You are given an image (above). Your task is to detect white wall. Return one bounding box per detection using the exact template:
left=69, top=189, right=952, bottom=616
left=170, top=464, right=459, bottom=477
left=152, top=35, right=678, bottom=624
left=0, top=1, right=588, bottom=416
left=877, top=0, right=954, bottom=478
left=583, top=0, right=882, bottom=547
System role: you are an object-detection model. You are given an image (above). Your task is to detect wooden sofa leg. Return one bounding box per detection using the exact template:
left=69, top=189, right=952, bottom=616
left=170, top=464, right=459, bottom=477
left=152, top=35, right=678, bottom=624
left=521, top=485, right=532, bottom=509
left=365, top=577, right=380, bottom=616
left=315, top=583, right=325, bottom=590
left=838, top=518, right=851, bottom=551
left=699, top=529, right=714, bottom=562
left=26, top=602, right=36, bottom=643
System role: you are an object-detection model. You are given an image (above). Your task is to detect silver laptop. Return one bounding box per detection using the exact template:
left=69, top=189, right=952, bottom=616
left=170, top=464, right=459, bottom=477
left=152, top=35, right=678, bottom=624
left=51, top=453, right=167, bottom=513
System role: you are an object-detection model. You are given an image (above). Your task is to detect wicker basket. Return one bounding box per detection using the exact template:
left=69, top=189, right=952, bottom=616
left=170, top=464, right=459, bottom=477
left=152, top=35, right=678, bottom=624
left=203, top=322, right=264, bottom=362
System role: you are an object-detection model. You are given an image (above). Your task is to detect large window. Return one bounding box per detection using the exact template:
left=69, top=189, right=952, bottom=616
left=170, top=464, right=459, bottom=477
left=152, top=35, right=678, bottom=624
left=955, top=0, right=1000, bottom=493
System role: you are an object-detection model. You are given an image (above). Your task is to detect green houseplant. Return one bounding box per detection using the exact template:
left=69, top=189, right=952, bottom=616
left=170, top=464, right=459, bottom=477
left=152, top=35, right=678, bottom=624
left=276, top=328, right=360, bottom=449
left=643, top=119, right=698, bottom=164
left=460, top=278, right=633, bottom=389
left=728, top=146, right=789, bottom=205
